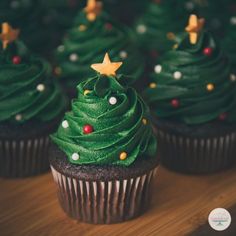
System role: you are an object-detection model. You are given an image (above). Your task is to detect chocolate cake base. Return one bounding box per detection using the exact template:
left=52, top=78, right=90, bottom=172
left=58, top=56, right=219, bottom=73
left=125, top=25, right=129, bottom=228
left=153, top=118, right=236, bottom=174
left=0, top=117, right=62, bottom=178
left=49, top=145, right=159, bottom=224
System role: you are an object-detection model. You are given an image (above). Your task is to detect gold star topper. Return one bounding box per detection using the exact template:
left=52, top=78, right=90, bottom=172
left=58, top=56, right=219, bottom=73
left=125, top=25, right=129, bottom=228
left=0, top=23, right=20, bottom=49
left=84, top=0, right=102, bottom=22
left=91, top=53, right=123, bottom=76
left=185, top=14, right=205, bottom=44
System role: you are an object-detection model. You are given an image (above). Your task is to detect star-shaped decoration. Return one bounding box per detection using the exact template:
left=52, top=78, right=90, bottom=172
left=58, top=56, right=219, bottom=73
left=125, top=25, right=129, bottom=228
left=185, top=14, right=205, bottom=44
left=91, top=53, right=123, bottom=76
left=84, top=0, right=102, bottom=22
left=0, top=23, right=20, bottom=49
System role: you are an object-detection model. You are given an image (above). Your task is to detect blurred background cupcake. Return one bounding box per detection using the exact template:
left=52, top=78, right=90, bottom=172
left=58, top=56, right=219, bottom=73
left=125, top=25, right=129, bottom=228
left=50, top=53, right=159, bottom=224
left=143, top=15, right=236, bottom=174
left=0, top=23, right=67, bottom=178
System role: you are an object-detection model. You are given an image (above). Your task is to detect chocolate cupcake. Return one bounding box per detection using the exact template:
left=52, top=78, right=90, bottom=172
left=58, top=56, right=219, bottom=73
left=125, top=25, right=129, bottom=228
left=54, top=0, right=145, bottom=98
left=0, top=23, right=67, bottom=178
left=143, top=15, right=236, bottom=174
left=50, top=53, right=158, bottom=224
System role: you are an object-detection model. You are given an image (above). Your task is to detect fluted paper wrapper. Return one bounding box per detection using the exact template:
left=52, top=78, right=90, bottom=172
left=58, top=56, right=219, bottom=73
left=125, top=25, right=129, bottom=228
left=51, top=166, right=158, bottom=224
left=0, top=136, right=50, bottom=178
left=157, top=129, right=236, bottom=174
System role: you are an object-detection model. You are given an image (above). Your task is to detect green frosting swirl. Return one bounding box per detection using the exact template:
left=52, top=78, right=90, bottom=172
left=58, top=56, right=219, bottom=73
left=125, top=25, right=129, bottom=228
left=51, top=74, right=157, bottom=166
left=55, top=11, right=144, bottom=88
left=135, top=0, right=187, bottom=53
left=143, top=31, right=236, bottom=125
left=223, top=17, right=236, bottom=73
left=0, top=41, right=66, bottom=123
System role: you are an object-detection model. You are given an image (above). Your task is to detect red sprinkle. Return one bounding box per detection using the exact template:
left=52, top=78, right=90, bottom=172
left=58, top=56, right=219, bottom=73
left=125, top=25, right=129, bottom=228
left=12, top=56, right=21, bottom=65
left=83, top=124, right=94, bottom=134
left=105, top=23, right=113, bottom=30
left=203, top=47, right=213, bottom=56
left=219, top=113, right=227, bottom=121
left=171, top=99, right=180, bottom=108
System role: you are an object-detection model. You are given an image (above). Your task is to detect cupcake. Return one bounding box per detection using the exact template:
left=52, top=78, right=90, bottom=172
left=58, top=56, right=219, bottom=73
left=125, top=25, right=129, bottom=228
left=143, top=15, right=236, bottom=174
left=54, top=0, right=145, bottom=98
left=0, top=0, right=53, bottom=56
left=50, top=53, right=158, bottom=224
left=134, top=0, right=188, bottom=62
left=0, top=23, right=67, bottom=178
left=223, top=16, right=236, bottom=74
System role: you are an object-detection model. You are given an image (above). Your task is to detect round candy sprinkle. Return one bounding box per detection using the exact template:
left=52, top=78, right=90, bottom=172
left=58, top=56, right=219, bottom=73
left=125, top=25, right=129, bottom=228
left=109, top=96, right=117, bottom=105
left=12, top=56, right=21, bottom=65
left=83, top=124, right=94, bottom=134
left=54, top=67, right=62, bottom=76
left=149, top=83, right=157, bottom=89
left=62, top=120, right=69, bottom=129
left=57, top=45, right=65, bottom=52
left=230, top=74, right=236, bottom=82
left=171, top=99, right=180, bottom=108
left=219, top=113, right=227, bottom=121
left=84, top=90, right=91, bottom=95
left=142, top=118, right=147, bottom=125
left=173, top=71, right=182, bottom=80
left=72, top=153, right=80, bottom=161
left=203, top=47, right=213, bottom=56
left=78, top=24, right=87, bottom=31
left=206, top=83, right=215, bottom=91
left=15, top=114, right=22, bottom=121
left=185, top=1, right=195, bottom=11
left=136, top=24, right=147, bottom=34
left=69, top=53, right=78, bottom=62
left=119, top=51, right=128, bottom=59
left=36, top=84, right=45, bottom=92
left=154, top=65, right=162, bottom=74
left=230, top=16, right=236, bottom=25
left=119, top=152, right=127, bottom=160
left=105, top=23, right=113, bottom=30
left=167, top=32, right=175, bottom=40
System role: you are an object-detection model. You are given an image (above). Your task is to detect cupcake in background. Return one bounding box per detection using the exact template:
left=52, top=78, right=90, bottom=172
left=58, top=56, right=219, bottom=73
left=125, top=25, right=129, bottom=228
left=143, top=15, right=236, bottom=174
left=222, top=15, right=236, bottom=74
left=50, top=53, right=158, bottom=224
left=0, top=23, right=67, bottom=178
left=0, top=0, right=53, bottom=56
left=134, top=0, right=188, bottom=64
left=54, top=0, right=145, bottom=98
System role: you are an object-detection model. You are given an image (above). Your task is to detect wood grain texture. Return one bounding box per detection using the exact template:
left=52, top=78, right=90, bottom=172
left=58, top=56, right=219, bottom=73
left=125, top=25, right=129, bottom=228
left=0, top=165, right=236, bottom=236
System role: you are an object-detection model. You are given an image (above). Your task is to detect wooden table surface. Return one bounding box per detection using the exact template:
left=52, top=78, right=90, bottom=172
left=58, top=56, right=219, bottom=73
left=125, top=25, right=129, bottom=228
left=1, top=165, right=236, bottom=236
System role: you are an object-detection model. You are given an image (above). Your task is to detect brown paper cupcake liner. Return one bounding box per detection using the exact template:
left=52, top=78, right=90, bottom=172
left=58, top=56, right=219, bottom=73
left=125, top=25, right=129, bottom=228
left=0, top=136, right=50, bottom=178
left=51, top=166, right=158, bottom=224
left=157, top=129, right=236, bottom=174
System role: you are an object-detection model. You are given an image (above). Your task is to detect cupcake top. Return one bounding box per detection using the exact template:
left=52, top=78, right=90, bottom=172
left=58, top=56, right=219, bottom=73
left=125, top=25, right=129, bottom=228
left=0, top=23, right=66, bottom=123
left=143, top=15, right=236, bottom=125
left=51, top=53, right=157, bottom=167
left=223, top=16, right=236, bottom=72
left=55, top=0, right=144, bottom=89
left=135, top=0, right=187, bottom=54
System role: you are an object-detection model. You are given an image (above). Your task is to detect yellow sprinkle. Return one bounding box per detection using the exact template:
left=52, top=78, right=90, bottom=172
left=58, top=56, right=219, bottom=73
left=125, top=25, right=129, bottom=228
left=149, top=83, right=157, bottom=89
left=173, top=43, right=178, bottom=49
left=119, top=152, right=127, bottom=161
left=87, top=13, right=96, bottom=21
left=206, top=83, right=215, bottom=91
left=167, top=32, right=175, bottom=40
left=78, top=24, right=87, bottom=31
left=84, top=90, right=91, bottom=95
left=54, top=67, right=62, bottom=76
left=142, top=118, right=147, bottom=125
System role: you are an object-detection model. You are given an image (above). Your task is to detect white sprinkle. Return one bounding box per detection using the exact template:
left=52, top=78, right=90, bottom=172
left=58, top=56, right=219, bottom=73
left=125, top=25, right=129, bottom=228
left=154, top=65, right=162, bottom=74
left=119, top=51, right=128, bottom=59
left=185, top=1, right=195, bottom=11
left=173, top=71, right=182, bottom=80
left=69, top=53, right=79, bottom=62
left=15, top=114, right=22, bottom=121
left=36, top=84, right=45, bottom=92
left=72, top=153, right=80, bottom=161
left=136, top=24, right=147, bottom=34
left=230, top=16, right=236, bottom=25
left=230, top=74, right=236, bottom=82
left=109, top=96, right=117, bottom=105
left=62, top=120, right=69, bottom=129
left=11, top=0, right=20, bottom=9
left=57, top=45, right=65, bottom=52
